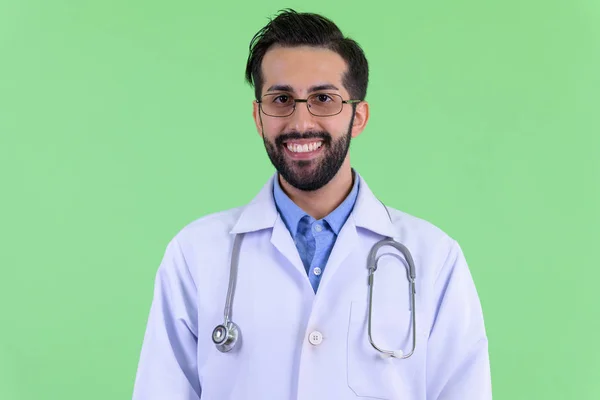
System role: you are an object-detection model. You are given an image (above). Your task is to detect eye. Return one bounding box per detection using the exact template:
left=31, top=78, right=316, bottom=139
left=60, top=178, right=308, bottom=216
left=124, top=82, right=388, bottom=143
left=314, top=93, right=333, bottom=103
left=272, top=94, right=292, bottom=104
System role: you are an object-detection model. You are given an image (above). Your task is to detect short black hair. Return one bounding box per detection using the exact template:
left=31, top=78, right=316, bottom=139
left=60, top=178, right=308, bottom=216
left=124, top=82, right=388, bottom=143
left=245, top=9, right=369, bottom=101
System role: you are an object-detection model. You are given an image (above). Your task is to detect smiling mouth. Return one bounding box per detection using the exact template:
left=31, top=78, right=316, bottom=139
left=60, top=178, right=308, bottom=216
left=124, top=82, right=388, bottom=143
left=285, top=140, right=323, bottom=153
left=282, top=139, right=324, bottom=160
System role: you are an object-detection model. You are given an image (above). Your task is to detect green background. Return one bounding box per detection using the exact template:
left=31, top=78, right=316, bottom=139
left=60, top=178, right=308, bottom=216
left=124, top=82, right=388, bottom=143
left=1, top=0, right=598, bottom=398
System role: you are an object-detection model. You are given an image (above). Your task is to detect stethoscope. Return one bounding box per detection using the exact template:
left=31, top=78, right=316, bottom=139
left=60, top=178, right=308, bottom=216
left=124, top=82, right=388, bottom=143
left=211, top=205, right=417, bottom=359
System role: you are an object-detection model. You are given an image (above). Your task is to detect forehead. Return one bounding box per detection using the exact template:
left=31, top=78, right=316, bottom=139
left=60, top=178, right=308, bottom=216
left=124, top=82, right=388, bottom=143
left=260, top=45, right=348, bottom=94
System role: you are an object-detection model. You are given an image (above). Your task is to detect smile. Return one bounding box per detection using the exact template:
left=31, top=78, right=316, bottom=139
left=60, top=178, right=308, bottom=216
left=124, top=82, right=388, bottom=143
left=285, top=141, right=323, bottom=153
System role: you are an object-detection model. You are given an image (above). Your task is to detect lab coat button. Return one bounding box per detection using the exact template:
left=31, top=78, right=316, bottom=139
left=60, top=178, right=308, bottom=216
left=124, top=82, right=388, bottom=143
left=308, top=331, right=323, bottom=345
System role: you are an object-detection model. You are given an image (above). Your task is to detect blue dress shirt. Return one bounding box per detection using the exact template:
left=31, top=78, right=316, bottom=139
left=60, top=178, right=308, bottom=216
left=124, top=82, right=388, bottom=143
left=273, top=171, right=359, bottom=293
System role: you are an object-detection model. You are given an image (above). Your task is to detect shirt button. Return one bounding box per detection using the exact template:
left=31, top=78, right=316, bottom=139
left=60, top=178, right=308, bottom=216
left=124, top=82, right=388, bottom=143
left=308, top=331, right=323, bottom=345
left=313, top=267, right=322, bottom=276
left=313, top=224, right=323, bottom=232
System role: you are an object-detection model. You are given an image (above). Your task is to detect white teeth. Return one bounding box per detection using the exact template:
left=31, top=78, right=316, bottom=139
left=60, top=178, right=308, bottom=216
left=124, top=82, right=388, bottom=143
left=286, top=141, right=322, bottom=153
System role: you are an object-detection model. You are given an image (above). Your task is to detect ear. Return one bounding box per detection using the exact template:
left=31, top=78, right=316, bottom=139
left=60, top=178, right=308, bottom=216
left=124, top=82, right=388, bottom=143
left=350, top=101, right=370, bottom=138
left=252, top=100, right=264, bottom=138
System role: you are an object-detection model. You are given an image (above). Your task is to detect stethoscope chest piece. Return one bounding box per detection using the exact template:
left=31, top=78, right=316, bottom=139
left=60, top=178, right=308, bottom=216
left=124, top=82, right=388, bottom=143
left=212, top=321, right=240, bottom=353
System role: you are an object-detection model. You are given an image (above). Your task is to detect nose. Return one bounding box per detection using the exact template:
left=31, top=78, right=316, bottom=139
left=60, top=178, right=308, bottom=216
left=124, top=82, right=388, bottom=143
left=286, top=101, right=318, bottom=132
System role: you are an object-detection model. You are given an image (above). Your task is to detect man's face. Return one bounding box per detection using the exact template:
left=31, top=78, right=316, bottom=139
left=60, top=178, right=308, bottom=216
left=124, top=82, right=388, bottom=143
left=252, top=45, right=368, bottom=191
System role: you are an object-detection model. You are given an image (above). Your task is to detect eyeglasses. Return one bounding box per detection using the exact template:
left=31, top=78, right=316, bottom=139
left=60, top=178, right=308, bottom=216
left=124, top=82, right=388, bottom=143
left=257, top=93, right=362, bottom=117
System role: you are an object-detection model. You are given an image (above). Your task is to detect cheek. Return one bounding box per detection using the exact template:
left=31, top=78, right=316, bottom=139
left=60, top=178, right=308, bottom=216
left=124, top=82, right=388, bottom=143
left=261, top=119, right=286, bottom=137
left=324, top=119, right=349, bottom=136
left=324, top=111, right=353, bottom=132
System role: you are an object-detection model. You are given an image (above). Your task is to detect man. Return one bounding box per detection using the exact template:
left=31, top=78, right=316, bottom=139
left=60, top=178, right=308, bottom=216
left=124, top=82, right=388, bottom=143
left=132, top=9, right=492, bottom=400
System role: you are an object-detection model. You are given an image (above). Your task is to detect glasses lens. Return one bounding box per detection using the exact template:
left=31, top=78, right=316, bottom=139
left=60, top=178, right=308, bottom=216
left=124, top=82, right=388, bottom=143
left=261, top=94, right=294, bottom=117
left=308, top=93, right=342, bottom=116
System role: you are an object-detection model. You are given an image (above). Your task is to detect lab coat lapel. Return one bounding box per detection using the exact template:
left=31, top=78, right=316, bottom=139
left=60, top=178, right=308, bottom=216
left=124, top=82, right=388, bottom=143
left=229, top=174, right=309, bottom=281
left=317, top=174, right=399, bottom=293
left=315, top=215, right=359, bottom=293
left=351, top=174, right=399, bottom=240
left=229, top=175, right=278, bottom=234
left=270, top=214, right=308, bottom=280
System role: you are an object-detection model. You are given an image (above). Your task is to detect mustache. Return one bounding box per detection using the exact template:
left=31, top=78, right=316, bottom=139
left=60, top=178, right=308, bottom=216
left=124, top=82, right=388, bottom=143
left=274, top=131, right=332, bottom=147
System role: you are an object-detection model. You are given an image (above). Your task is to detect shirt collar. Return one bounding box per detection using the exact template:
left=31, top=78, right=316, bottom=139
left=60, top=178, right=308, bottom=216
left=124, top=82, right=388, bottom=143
left=273, top=170, right=360, bottom=237
left=230, top=170, right=398, bottom=240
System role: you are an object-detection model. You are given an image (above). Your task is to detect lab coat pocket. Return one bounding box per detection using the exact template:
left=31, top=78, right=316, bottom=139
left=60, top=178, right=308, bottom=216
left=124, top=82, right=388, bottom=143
left=346, top=299, right=417, bottom=400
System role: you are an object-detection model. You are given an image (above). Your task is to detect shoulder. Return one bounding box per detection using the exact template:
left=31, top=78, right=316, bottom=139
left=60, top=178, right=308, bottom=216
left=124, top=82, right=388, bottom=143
left=382, top=205, right=462, bottom=278
left=168, top=206, right=246, bottom=250
left=386, top=206, right=455, bottom=245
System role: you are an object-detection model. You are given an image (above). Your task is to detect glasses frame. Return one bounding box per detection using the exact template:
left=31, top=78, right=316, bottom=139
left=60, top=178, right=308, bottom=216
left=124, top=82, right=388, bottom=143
left=256, top=92, right=362, bottom=117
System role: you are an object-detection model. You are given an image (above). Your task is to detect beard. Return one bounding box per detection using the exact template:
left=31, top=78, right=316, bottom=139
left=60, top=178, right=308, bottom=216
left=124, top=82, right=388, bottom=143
left=262, top=124, right=353, bottom=192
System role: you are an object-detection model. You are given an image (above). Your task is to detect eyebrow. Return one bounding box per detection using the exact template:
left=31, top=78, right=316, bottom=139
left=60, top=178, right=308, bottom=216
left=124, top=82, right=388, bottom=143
left=265, top=83, right=340, bottom=93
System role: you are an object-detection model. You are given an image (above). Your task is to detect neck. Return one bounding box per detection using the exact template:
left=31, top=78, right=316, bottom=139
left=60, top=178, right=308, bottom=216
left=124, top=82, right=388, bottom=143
left=278, top=161, right=354, bottom=220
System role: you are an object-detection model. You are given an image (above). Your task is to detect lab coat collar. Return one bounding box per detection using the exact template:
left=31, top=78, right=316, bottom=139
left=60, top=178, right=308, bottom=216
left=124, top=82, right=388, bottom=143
left=230, top=170, right=398, bottom=239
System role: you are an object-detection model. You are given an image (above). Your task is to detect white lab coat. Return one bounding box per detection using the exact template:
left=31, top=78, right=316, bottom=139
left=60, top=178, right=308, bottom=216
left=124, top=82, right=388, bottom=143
left=132, top=172, right=492, bottom=400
